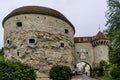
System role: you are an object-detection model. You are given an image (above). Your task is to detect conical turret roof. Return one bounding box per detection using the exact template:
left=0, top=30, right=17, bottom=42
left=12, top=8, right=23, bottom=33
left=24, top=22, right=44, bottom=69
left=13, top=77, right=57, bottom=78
left=92, top=31, right=108, bottom=40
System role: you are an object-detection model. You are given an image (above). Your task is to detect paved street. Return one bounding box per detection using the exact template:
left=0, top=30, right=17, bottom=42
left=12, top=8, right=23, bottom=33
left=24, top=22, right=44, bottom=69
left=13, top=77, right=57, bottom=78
left=72, top=75, right=81, bottom=80
left=72, top=74, right=98, bottom=80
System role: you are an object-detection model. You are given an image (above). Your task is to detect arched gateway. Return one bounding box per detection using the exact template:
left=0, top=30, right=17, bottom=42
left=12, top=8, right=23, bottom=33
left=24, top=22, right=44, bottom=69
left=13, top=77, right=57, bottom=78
left=76, top=61, right=93, bottom=76
left=2, top=6, right=110, bottom=79
left=74, top=32, right=110, bottom=76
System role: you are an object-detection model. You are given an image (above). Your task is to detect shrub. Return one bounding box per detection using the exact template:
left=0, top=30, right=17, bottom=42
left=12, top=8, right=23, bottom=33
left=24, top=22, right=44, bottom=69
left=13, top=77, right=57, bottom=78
left=100, top=60, right=108, bottom=67
left=0, top=57, right=36, bottom=80
left=49, top=65, right=72, bottom=80
left=110, top=65, right=120, bottom=80
left=98, top=60, right=109, bottom=76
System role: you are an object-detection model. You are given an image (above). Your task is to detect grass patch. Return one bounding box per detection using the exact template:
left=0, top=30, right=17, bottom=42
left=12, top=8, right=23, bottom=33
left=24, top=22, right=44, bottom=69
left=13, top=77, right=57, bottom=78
left=96, top=76, right=114, bottom=80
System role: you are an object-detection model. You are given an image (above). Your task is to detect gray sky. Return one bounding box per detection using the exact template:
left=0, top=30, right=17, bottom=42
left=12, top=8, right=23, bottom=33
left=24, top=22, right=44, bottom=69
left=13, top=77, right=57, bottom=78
left=0, top=0, right=108, bottom=48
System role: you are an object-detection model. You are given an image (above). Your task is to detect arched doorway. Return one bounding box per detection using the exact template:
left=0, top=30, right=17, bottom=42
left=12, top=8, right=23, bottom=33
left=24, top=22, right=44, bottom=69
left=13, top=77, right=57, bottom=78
left=75, top=61, right=92, bottom=76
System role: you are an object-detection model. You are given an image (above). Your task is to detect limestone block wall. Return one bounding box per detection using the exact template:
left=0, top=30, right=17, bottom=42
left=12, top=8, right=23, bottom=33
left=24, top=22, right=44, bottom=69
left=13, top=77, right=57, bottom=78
left=93, top=45, right=109, bottom=68
left=74, top=43, right=94, bottom=67
left=3, top=14, right=75, bottom=78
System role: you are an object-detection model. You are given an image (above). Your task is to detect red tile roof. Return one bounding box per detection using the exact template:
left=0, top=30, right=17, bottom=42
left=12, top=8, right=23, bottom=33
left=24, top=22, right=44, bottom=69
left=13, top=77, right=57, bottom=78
left=92, top=31, right=108, bottom=40
left=74, top=37, right=92, bottom=43
left=75, top=31, right=108, bottom=43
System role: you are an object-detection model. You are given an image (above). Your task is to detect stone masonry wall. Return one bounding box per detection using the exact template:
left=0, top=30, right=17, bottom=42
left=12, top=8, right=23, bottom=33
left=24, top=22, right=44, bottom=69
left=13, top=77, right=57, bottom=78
left=93, top=45, right=109, bottom=68
left=74, top=43, right=94, bottom=67
left=4, top=14, right=75, bottom=79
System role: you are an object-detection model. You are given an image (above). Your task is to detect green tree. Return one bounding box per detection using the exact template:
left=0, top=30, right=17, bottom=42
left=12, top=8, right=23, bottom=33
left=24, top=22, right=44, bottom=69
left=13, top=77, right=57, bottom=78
left=106, top=0, right=120, bottom=65
left=98, top=60, right=109, bottom=76
left=110, top=64, right=120, bottom=80
left=49, top=65, right=72, bottom=80
left=0, top=57, right=36, bottom=80
left=105, top=0, right=120, bottom=79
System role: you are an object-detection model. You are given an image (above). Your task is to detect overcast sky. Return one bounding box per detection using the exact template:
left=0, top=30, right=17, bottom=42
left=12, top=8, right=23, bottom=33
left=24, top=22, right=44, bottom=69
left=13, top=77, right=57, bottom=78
left=0, top=0, right=108, bottom=48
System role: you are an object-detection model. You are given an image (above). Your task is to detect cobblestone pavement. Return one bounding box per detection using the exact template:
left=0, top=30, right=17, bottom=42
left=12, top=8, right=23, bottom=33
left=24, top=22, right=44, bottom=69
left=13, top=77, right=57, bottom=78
left=72, top=75, right=81, bottom=80
left=72, top=74, right=98, bottom=80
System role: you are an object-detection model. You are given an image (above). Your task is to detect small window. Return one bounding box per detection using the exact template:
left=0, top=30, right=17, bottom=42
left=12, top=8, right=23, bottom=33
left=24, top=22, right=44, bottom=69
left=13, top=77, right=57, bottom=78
left=44, top=17, right=46, bottom=19
left=37, top=16, right=39, bottom=18
left=61, top=43, right=64, bottom=47
left=101, top=41, right=103, bottom=44
left=25, top=16, right=27, bottom=18
left=7, top=40, right=10, bottom=44
left=65, top=29, right=68, bottom=34
left=86, top=52, right=88, bottom=54
left=99, top=41, right=101, bottom=44
left=17, top=52, right=19, bottom=56
left=16, top=22, right=22, bottom=27
left=29, top=39, right=35, bottom=43
left=16, top=17, right=18, bottom=19
left=34, top=68, right=38, bottom=71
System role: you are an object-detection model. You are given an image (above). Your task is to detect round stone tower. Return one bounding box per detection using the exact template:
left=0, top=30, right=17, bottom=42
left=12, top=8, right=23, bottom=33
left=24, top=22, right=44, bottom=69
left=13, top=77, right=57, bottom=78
left=92, top=31, right=110, bottom=68
left=3, top=6, right=75, bottom=79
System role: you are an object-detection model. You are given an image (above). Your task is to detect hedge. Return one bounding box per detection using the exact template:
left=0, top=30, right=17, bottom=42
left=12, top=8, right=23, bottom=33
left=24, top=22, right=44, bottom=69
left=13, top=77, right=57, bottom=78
left=49, top=65, right=72, bottom=80
left=0, top=57, right=36, bottom=80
